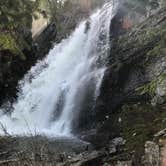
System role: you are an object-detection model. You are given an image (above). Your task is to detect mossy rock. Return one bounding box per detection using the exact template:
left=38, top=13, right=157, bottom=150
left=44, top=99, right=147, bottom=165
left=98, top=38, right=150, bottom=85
left=0, top=32, right=31, bottom=60
left=136, top=72, right=166, bottom=106
left=120, top=104, right=166, bottom=156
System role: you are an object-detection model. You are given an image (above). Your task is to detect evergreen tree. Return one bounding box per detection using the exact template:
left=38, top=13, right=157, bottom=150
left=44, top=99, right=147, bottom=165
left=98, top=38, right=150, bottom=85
left=0, top=0, right=40, bottom=59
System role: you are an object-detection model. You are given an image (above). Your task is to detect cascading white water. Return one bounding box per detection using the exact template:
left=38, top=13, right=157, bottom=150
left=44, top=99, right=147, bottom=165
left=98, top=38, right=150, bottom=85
left=0, top=2, right=116, bottom=136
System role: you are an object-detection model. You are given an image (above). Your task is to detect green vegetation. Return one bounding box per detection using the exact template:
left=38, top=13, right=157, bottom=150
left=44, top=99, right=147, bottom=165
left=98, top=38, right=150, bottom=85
left=135, top=28, right=166, bottom=97
left=0, top=0, right=40, bottom=29
left=0, top=0, right=80, bottom=59
left=146, top=28, right=166, bottom=57
left=136, top=71, right=166, bottom=99
left=136, top=79, right=159, bottom=97
left=38, top=0, right=65, bottom=20
left=0, top=33, right=27, bottom=60
left=0, top=0, right=40, bottom=59
left=121, top=104, right=166, bottom=156
left=124, top=0, right=159, bottom=14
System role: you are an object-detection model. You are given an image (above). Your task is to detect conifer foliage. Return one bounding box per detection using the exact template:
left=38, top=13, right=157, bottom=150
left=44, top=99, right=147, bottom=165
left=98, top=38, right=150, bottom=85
left=0, top=0, right=40, bottom=59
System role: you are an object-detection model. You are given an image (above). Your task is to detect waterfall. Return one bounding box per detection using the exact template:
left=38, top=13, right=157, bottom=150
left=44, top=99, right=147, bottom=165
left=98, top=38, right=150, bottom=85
left=0, top=2, right=116, bottom=136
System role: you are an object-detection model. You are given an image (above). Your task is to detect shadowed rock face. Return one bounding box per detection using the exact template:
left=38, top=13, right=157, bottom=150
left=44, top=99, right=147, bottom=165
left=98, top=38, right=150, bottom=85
left=71, top=0, right=166, bottom=140
left=95, top=5, right=166, bottom=122
left=78, top=4, right=166, bottom=165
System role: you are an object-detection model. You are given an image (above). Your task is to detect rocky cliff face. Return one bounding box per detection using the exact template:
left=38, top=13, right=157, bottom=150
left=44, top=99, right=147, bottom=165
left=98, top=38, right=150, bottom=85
left=97, top=6, right=166, bottom=118
left=82, top=2, right=166, bottom=165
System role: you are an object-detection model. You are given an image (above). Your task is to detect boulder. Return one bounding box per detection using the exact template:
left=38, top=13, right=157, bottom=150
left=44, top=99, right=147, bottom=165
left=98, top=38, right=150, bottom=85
left=143, top=141, right=160, bottom=166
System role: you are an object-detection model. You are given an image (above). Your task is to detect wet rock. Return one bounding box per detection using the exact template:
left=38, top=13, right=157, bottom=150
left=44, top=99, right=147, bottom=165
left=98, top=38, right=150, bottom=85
left=143, top=141, right=160, bottom=166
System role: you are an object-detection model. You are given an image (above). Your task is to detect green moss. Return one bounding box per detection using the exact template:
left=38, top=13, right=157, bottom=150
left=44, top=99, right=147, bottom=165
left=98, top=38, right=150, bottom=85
left=145, top=28, right=166, bottom=57
left=116, top=26, right=166, bottom=55
left=0, top=0, right=42, bottom=60
left=147, top=46, right=166, bottom=56
left=124, top=0, right=159, bottom=15
left=136, top=79, right=158, bottom=97
left=121, top=104, right=166, bottom=156
left=113, top=20, right=166, bottom=157
left=136, top=73, right=166, bottom=97
left=0, top=33, right=26, bottom=60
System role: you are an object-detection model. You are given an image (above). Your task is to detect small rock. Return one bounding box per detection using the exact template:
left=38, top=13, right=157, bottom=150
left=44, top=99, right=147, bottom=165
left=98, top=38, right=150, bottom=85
left=159, top=138, right=166, bottom=146
left=132, top=133, right=137, bottom=137
left=108, top=137, right=126, bottom=154
left=116, top=160, right=132, bottom=166
left=111, top=137, right=126, bottom=146
left=68, top=155, right=72, bottom=159
left=118, top=117, right=122, bottom=123
left=143, top=141, right=159, bottom=166
left=154, top=128, right=166, bottom=137
left=109, top=144, right=117, bottom=154
left=106, top=115, right=109, bottom=119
